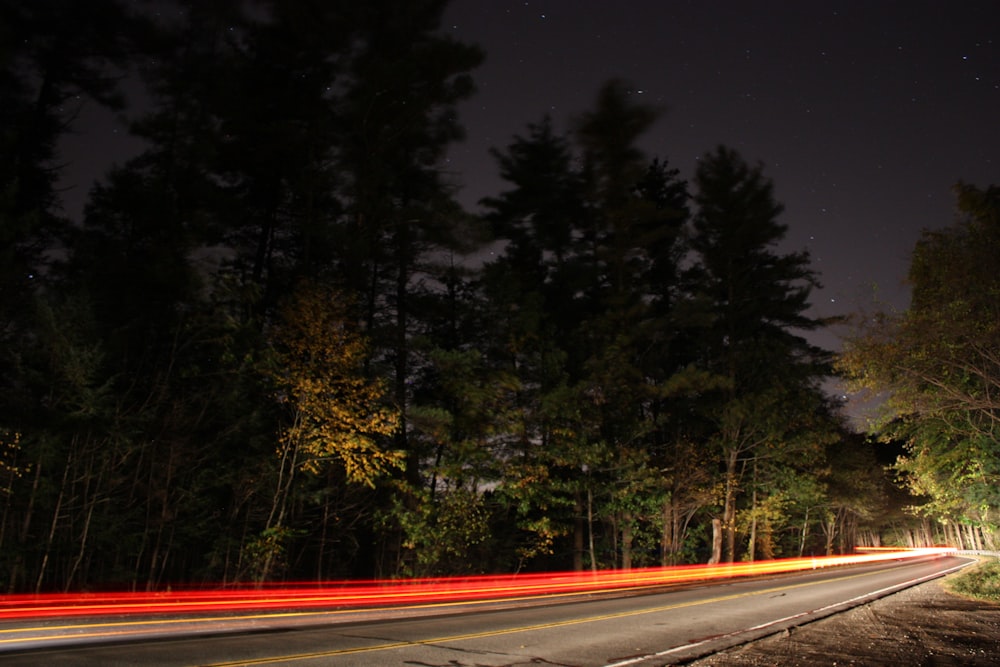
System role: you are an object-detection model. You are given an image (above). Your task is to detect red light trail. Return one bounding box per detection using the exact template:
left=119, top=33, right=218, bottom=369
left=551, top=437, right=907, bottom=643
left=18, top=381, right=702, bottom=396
left=0, top=548, right=954, bottom=621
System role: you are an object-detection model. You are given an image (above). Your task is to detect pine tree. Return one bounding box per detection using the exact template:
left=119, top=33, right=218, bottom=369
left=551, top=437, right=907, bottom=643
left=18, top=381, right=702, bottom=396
left=689, top=146, right=833, bottom=562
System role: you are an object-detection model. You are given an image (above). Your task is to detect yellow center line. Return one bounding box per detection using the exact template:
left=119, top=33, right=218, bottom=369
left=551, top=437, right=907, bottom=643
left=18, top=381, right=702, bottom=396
left=206, top=595, right=746, bottom=666
left=0, top=583, right=676, bottom=645
left=203, top=567, right=888, bottom=666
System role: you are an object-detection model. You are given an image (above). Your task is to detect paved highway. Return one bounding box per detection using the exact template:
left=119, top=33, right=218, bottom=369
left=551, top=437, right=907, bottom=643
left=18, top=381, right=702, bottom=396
left=0, top=555, right=972, bottom=666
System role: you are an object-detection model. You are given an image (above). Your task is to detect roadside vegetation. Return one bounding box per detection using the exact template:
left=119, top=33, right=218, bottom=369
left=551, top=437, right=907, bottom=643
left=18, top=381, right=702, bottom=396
left=946, top=559, right=1000, bottom=603
left=1, top=0, right=995, bottom=592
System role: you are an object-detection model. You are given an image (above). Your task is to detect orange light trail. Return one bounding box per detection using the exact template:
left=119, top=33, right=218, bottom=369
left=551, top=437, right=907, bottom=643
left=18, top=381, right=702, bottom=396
left=0, top=547, right=954, bottom=621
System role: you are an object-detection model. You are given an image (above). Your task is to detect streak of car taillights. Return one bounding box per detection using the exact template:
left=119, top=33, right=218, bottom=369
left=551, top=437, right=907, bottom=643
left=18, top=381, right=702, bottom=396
left=0, top=547, right=955, bottom=621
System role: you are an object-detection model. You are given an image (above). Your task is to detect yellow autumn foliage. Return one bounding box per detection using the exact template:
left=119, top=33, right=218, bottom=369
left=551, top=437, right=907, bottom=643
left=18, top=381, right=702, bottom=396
left=269, top=282, right=402, bottom=486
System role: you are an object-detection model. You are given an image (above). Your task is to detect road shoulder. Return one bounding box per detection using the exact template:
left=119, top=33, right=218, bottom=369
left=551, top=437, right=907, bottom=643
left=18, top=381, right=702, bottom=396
left=684, top=577, right=1000, bottom=666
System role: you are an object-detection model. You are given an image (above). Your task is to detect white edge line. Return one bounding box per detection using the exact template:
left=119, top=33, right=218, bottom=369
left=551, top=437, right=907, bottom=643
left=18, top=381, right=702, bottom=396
left=603, top=558, right=975, bottom=667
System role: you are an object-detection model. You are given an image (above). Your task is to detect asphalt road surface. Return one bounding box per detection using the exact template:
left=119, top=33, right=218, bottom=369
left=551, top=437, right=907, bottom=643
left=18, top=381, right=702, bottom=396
left=0, top=555, right=972, bottom=666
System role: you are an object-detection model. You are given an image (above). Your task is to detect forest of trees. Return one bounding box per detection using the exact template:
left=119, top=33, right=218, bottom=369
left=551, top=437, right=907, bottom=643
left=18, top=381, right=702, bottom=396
left=839, top=183, right=1000, bottom=554
left=1, top=0, right=991, bottom=594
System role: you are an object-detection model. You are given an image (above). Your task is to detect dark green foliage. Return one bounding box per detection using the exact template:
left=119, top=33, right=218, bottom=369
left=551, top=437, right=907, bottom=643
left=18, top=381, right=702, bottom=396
left=946, top=559, right=1000, bottom=602
left=839, top=184, right=1000, bottom=549
left=0, top=0, right=145, bottom=437
left=0, top=0, right=905, bottom=591
left=688, top=146, right=837, bottom=562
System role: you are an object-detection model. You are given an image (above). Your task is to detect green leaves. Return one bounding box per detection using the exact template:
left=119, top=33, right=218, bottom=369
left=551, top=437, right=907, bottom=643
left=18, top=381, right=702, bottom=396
left=838, top=183, right=1000, bottom=544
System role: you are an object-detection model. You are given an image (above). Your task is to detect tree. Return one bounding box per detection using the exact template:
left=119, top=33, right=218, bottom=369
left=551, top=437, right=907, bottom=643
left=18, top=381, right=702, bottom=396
left=621, top=158, right=704, bottom=566
left=481, top=115, right=583, bottom=269
left=259, top=281, right=401, bottom=580
left=838, top=183, right=1000, bottom=549
left=396, top=346, right=510, bottom=575
left=335, top=0, right=484, bottom=504
left=689, top=146, right=834, bottom=562
left=0, top=0, right=137, bottom=304
left=0, top=0, right=142, bottom=439
left=269, top=282, right=401, bottom=487
left=814, top=433, right=887, bottom=555
left=480, top=82, right=710, bottom=570
left=564, top=80, right=661, bottom=569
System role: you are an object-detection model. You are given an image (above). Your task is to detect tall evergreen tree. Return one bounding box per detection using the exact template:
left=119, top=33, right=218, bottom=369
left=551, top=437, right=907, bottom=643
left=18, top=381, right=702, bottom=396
left=689, top=145, right=833, bottom=562
left=569, top=80, right=666, bottom=569
left=628, top=159, right=717, bottom=566
left=481, top=81, right=700, bottom=570
left=0, top=0, right=137, bottom=305
left=0, top=0, right=141, bottom=428
left=477, top=116, right=586, bottom=569
left=334, top=0, right=483, bottom=574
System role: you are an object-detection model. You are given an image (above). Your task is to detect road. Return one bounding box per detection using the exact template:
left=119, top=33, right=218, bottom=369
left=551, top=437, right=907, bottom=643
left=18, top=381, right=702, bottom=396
left=0, top=555, right=972, bottom=666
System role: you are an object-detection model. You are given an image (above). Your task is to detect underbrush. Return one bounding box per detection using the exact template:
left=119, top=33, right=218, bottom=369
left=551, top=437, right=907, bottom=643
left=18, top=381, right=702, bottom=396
left=946, top=558, right=1000, bottom=602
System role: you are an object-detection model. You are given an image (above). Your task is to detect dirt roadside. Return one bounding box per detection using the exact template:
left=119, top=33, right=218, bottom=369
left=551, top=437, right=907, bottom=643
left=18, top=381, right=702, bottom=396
left=683, top=574, right=1000, bottom=666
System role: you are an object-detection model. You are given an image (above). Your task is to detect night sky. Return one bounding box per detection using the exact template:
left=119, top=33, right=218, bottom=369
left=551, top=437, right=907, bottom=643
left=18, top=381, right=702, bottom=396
left=62, top=1, right=1000, bottom=357
left=439, top=0, right=1000, bottom=347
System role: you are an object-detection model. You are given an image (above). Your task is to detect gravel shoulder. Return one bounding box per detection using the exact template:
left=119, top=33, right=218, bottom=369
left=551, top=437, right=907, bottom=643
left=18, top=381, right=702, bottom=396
left=683, top=573, right=1000, bottom=666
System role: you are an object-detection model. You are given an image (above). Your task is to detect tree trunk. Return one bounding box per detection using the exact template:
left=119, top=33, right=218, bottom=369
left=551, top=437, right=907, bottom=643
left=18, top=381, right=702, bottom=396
left=587, top=487, right=597, bottom=572
left=723, top=449, right=739, bottom=562
left=966, top=523, right=982, bottom=551
left=823, top=512, right=837, bottom=556
left=394, top=226, right=414, bottom=485
left=982, top=526, right=997, bottom=551
left=260, top=419, right=302, bottom=584
left=708, top=518, right=722, bottom=565
left=661, top=499, right=683, bottom=566
left=36, top=452, right=72, bottom=593
left=948, top=522, right=963, bottom=549
left=8, top=459, right=42, bottom=593
left=621, top=510, right=633, bottom=570
left=64, top=451, right=100, bottom=592
left=747, top=462, right=758, bottom=561
left=573, top=492, right=584, bottom=571
left=798, top=507, right=810, bottom=557
left=317, top=494, right=330, bottom=580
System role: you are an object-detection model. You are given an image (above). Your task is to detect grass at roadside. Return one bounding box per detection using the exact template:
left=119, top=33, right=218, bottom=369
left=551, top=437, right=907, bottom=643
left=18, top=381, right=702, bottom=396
left=945, top=558, right=1000, bottom=602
